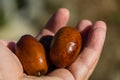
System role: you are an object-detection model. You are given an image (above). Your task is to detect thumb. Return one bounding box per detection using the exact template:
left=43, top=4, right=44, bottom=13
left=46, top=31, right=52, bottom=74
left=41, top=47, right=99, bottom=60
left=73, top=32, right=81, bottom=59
left=0, top=43, right=23, bottom=80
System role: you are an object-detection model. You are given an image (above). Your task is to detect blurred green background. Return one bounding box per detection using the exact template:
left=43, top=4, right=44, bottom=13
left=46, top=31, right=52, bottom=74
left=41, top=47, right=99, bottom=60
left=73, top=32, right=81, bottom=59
left=0, top=0, right=120, bottom=80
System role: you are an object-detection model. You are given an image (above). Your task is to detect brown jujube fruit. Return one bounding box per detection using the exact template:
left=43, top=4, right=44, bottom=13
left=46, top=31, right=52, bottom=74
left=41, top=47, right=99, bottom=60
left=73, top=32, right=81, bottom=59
left=15, top=35, right=48, bottom=76
left=50, top=26, right=82, bottom=68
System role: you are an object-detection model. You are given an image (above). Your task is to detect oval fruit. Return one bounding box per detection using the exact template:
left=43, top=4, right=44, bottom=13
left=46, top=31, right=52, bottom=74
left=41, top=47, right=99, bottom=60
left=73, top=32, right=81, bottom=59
left=15, top=35, right=48, bottom=76
left=49, top=26, right=82, bottom=68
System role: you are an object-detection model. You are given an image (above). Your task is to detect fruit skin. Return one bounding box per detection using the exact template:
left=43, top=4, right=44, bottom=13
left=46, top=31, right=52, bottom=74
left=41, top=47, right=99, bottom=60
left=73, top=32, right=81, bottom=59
left=50, top=26, right=82, bottom=68
left=15, top=35, right=48, bottom=76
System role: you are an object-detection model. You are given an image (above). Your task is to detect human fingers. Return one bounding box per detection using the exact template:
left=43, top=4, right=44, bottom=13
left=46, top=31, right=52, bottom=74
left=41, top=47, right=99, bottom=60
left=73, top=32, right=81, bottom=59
left=22, top=75, right=62, bottom=80
left=68, top=21, right=107, bottom=80
left=76, top=20, right=93, bottom=47
left=84, top=21, right=107, bottom=79
left=0, top=43, right=23, bottom=80
left=36, top=8, right=70, bottom=40
left=0, top=40, right=16, bottom=53
left=48, top=68, right=74, bottom=80
left=76, top=19, right=92, bottom=34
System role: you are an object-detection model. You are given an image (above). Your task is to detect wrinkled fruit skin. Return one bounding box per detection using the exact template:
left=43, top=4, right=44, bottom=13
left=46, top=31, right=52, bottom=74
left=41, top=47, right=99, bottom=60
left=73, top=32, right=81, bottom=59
left=50, top=26, right=82, bottom=68
left=15, top=35, right=48, bottom=76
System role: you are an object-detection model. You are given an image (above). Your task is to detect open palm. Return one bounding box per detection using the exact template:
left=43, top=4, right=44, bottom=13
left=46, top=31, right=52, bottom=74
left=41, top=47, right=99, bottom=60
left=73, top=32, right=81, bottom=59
left=0, top=8, right=107, bottom=80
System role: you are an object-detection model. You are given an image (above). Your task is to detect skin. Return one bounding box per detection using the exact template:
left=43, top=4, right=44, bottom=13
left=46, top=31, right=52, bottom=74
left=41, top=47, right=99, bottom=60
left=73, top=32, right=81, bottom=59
left=0, top=8, right=107, bottom=80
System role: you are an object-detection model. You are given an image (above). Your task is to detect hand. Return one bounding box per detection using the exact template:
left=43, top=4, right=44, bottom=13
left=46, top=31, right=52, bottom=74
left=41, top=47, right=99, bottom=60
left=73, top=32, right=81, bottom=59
left=0, top=8, right=107, bottom=80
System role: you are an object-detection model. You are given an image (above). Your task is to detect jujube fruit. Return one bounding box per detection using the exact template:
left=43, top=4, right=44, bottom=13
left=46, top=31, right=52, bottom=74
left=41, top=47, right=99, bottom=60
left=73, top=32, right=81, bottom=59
left=15, top=35, right=48, bottom=76
left=49, top=26, right=82, bottom=67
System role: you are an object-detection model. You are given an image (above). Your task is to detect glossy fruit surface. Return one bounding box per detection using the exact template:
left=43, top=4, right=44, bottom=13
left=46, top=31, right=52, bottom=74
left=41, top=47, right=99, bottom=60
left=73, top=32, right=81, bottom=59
left=50, top=26, right=82, bottom=67
left=15, top=35, right=48, bottom=76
